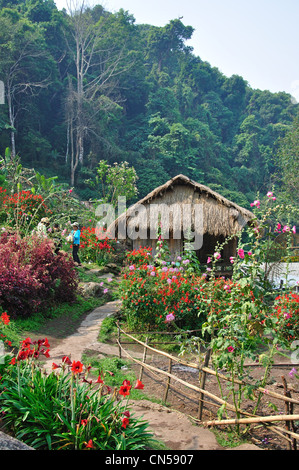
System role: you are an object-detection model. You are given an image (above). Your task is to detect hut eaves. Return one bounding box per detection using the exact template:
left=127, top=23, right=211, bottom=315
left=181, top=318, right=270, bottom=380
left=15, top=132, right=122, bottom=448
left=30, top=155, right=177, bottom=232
left=108, top=174, right=255, bottom=238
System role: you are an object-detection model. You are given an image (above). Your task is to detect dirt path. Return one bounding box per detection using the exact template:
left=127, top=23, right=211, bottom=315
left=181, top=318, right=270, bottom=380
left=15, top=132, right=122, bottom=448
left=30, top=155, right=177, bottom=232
left=41, top=300, right=261, bottom=451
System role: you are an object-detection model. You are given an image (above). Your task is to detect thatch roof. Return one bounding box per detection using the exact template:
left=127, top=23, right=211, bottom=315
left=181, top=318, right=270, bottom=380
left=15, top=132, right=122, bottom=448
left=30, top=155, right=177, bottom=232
left=107, top=174, right=255, bottom=238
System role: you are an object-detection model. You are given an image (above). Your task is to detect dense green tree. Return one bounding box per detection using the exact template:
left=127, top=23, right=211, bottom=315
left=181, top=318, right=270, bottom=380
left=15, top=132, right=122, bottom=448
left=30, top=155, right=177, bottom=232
left=0, top=1, right=297, bottom=209
left=276, top=113, right=299, bottom=204
left=0, top=8, right=55, bottom=157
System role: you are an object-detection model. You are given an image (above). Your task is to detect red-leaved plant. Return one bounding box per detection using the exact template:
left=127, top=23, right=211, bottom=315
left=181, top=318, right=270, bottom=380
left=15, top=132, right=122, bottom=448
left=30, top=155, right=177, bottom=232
left=0, top=232, right=78, bottom=318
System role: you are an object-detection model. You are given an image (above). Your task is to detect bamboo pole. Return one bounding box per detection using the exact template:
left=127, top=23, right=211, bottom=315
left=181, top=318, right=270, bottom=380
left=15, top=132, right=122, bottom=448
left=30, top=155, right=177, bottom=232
left=118, top=339, right=298, bottom=446
left=119, top=327, right=299, bottom=408
left=281, top=375, right=297, bottom=450
left=119, top=327, right=299, bottom=406
left=139, top=336, right=149, bottom=382
left=117, top=321, right=121, bottom=359
left=164, top=358, right=172, bottom=403
left=201, top=366, right=299, bottom=406
left=117, top=339, right=245, bottom=416
left=281, top=376, right=292, bottom=450
left=204, top=414, right=299, bottom=429
left=118, top=326, right=199, bottom=369
left=198, top=348, right=211, bottom=421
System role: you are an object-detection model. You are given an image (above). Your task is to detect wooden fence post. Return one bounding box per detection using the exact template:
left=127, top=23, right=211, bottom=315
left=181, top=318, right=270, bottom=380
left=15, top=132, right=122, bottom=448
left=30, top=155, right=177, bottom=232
left=163, top=358, right=172, bottom=404
left=198, top=348, right=211, bottom=421
left=139, top=336, right=149, bottom=381
left=281, top=375, right=297, bottom=450
left=117, top=321, right=121, bottom=359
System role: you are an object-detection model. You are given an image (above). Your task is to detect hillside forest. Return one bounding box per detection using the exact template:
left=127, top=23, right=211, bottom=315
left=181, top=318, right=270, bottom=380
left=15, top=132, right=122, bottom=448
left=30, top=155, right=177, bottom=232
left=0, top=0, right=298, bottom=209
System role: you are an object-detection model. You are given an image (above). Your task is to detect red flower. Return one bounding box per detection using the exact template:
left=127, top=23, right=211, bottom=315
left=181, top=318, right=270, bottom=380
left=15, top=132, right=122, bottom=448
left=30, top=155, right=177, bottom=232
left=96, top=374, right=104, bottom=384
left=119, top=384, right=131, bottom=397
left=85, top=439, right=94, bottom=449
left=121, top=417, right=130, bottom=429
left=82, top=378, right=92, bottom=385
left=134, top=380, right=144, bottom=390
left=9, top=357, right=16, bottom=365
left=17, top=350, right=28, bottom=361
left=71, top=360, right=83, bottom=374
left=42, top=338, right=50, bottom=348
left=62, top=356, right=72, bottom=365
left=0, top=312, right=10, bottom=325
left=21, top=337, right=33, bottom=349
left=43, top=349, right=50, bottom=358
left=52, top=362, right=60, bottom=369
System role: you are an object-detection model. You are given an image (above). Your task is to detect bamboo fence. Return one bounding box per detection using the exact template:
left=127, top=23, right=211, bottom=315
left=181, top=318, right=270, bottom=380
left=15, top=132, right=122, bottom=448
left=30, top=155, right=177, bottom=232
left=116, top=322, right=299, bottom=450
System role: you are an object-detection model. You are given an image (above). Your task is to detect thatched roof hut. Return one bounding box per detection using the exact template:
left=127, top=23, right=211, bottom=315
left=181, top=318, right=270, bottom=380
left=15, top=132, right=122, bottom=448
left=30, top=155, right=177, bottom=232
left=107, top=174, right=254, bottom=266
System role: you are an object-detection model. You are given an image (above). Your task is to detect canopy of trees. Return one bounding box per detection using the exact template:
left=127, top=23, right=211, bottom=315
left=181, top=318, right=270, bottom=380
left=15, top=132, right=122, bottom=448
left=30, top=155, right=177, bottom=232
left=0, top=0, right=298, bottom=208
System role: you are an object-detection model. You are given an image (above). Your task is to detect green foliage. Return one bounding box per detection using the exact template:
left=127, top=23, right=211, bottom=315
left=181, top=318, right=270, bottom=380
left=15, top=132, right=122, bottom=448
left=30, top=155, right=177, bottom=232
left=98, top=315, right=117, bottom=343
left=84, top=160, right=138, bottom=206
left=0, top=351, right=154, bottom=450
left=276, top=113, right=299, bottom=204
left=0, top=1, right=297, bottom=206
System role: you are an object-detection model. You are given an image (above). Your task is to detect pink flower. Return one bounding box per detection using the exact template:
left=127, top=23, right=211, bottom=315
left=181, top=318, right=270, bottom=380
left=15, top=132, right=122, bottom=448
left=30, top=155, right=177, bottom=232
left=103, top=288, right=109, bottom=294
left=248, top=251, right=252, bottom=256
left=69, top=189, right=73, bottom=193
left=282, top=225, right=290, bottom=233
left=275, top=223, right=281, bottom=233
left=165, top=313, right=175, bottom=322
left=250, top=200, right=260, bottom=208
left=267, top=191, right=273, bottom=197
left=292, top=226, right=296, bottom=234
left=237, top=248, right=245, bottom=259
left=229, top=256, right=234, bottom=264
left=214, top=252, right=221, bottom=260
left=289, top=368, right=297, bottom=378
left=207, top=257, right=212, bottom=263
left=227, top=346, right=234, bottom=353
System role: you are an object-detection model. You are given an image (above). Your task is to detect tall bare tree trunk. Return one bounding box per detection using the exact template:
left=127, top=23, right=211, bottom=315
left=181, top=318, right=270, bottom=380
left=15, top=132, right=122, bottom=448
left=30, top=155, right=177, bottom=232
left=6, top=83, right=16, bottom=158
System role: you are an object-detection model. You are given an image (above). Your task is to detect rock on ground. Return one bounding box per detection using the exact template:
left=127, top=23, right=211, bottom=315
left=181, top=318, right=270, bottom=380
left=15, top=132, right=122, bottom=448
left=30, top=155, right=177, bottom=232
left=0, top=431, right=34, bottom=450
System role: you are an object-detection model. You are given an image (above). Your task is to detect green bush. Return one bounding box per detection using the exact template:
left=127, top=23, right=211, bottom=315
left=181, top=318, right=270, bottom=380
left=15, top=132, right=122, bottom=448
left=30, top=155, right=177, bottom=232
left=0, top=340, right=155, bottom=450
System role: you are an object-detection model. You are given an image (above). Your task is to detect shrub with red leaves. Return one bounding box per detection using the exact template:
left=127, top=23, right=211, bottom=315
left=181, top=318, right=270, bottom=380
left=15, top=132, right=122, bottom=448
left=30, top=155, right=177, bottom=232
left=0, top=232, right=78, bottom=318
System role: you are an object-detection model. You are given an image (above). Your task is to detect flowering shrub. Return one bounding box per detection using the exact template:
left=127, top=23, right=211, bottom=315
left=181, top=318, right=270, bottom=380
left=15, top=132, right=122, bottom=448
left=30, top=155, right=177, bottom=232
left=0, top=311, right=13, bottom=350
left=272, top=293, right=299, bottom=341
left=78, top=226, right=115, bottom=265
left=121, top=248, right=210, bottom=331
left=0, top=339, right=153, bottom=450
left=125, top=246, right=153, bottom=267
left=0, top=232, right=78, bottom=318
left=0, top=186, right=51, bottom=231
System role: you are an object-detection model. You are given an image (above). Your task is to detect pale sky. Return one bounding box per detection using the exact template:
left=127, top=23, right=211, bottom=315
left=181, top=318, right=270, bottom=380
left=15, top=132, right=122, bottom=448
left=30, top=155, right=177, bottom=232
left=55, top=0, right=299, bottom=101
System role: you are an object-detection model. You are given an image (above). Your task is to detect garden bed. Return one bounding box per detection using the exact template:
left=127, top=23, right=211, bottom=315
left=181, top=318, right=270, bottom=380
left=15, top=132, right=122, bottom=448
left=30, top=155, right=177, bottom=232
left=113, top=330, right=299, bottom=451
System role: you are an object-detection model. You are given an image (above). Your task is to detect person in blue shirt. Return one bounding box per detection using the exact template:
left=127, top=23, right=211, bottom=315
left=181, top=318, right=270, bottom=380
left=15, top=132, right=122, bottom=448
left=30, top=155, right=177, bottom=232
left=71, top=222, right=81, bottom=266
